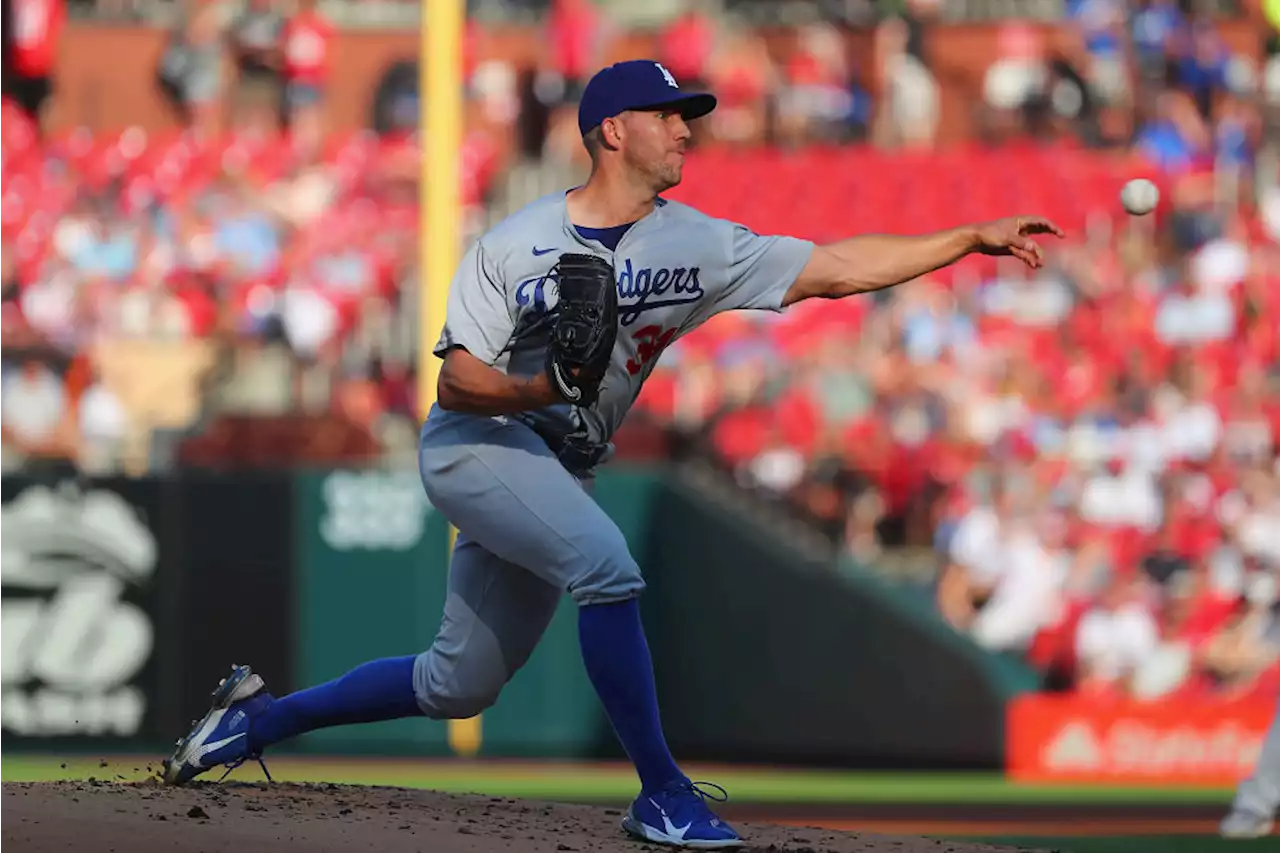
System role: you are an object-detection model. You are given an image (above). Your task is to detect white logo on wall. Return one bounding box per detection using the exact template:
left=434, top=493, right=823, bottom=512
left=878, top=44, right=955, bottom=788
left=2, top=483, right=157, bottom=737
left=1044, top=721, right=1103, bottom=771
left=1042, top=717, right=1262, bottom=775
left=320, top=471, right=432, bottom=552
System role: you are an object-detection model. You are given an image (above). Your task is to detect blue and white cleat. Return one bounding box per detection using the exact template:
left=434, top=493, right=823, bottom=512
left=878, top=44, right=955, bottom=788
left=622, top=778, right=744, bottom=849
left=162, top=664, right=275, bottom=786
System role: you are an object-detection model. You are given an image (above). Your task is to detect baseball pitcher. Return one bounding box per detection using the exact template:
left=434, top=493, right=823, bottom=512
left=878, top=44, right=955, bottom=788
left=162, top=59, right=1063, bottom=848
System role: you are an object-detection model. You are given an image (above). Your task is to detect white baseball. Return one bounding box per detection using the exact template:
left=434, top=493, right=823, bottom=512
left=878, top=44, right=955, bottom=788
left=1120, top=179, right=1159, bottom=216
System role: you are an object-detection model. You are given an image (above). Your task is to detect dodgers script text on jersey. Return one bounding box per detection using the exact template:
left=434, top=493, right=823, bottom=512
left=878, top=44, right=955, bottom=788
left=517, top=258, right=707, bottom=328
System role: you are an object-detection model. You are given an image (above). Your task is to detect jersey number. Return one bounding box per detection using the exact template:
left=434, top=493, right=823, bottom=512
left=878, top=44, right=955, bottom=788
left=626, top=325, right=677, bottom=376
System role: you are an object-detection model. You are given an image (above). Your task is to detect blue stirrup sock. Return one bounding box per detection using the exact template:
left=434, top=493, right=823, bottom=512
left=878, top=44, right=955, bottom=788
left=578, top=598, right=684, bottom=794
left=248, top=602, right=684, bottom=798
left=249, top=655, right=422, bottom=751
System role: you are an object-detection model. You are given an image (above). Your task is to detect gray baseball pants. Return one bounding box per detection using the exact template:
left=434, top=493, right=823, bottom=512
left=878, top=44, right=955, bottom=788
left=410, top=406, right=644, bottom=719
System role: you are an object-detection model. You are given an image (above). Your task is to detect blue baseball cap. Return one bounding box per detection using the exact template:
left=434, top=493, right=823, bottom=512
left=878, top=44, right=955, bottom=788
left=577, top=60, right=717, bottom=137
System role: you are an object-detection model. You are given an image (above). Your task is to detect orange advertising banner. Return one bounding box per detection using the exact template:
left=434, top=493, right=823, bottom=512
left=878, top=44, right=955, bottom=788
left=1007, top=693, right=1277, bottom=785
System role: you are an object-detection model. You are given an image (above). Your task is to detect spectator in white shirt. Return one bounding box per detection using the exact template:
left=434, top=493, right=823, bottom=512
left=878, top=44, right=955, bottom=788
left=1190, top=235, right=1251, bottom=294
left=1075, top=573, right=1160, bottom=692
left=1222, top=364, right=1274, bottom=465
left=936, top=488, right=1007, bottom=631
left=937, top=483, right=1063, bottom=646
left=1130, top=571, right=1198, bottom=700
left=1154, top=281, right=1235, bottom=345
left=970, top=513, right=1069, bottom=653
left=1080, top=457, right=1163, bottom=530
left=76, top=373, right=129, bottom=474
left=1, top=359, right=69, bottom=459
left=747, top=433, right=806, bottom=495
left=1232, top=472, right=1280, bottom=569
left=1162, top=369, right=1223, bottom=463
left=982, top=22, right=1047, bottom=135
left=1121, top=412, right=1170, bottom=474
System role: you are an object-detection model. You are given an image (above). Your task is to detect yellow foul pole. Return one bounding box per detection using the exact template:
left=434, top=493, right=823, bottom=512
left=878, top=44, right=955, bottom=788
left=420, top=0, right=480, bottom=757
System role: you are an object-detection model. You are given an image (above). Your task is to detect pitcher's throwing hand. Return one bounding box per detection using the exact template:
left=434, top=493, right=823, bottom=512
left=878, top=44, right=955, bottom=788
left=973, top=216, right=1066, bottom=269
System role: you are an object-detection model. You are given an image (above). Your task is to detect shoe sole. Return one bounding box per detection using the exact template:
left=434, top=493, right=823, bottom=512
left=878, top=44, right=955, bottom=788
left=161, top=666, right=262, bottom=786
left=1220, top=818, right=1274, bottom=839
left=621, top=814, right=745, bottom=849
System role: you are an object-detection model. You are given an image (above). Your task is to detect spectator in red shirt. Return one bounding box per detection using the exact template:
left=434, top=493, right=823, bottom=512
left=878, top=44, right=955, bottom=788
left=704, top=29, right=776, bottom=145
left=281, top=0, right=333, bottom=143
left=538, top=0, right=606, bottom=165
left=660, top=7, right=715, bottom=92
left=547, top=0, right=600, bottom=104
left=2, top=0, right=65, bottom=131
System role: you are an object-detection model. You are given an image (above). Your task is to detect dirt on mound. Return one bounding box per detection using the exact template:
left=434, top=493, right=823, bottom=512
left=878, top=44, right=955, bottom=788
left=3, top=779, right=1046, bottom=853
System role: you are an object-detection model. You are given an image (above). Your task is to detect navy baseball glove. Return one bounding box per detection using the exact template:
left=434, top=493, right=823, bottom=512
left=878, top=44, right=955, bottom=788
left=546, top=253, right=618, bottom=406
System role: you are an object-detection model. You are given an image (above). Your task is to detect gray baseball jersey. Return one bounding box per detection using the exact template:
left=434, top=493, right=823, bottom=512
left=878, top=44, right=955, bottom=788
left=433, top=190, right=814, bottom=468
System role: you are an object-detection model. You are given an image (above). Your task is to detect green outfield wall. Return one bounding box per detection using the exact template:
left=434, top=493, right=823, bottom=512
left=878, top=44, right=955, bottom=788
left=2, top=466, right=1038, bottom=768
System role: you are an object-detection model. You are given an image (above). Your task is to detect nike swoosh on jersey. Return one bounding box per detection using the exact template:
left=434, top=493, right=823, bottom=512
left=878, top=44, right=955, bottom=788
left=532, top=246, right=557, bottom=256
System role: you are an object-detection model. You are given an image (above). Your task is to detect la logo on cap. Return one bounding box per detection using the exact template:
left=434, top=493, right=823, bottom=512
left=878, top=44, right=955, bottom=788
left=655, top=62, right=679, bottom=89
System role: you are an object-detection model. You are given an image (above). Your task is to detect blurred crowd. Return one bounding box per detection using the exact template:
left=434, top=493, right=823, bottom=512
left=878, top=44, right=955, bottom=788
left=1, top=0, right=503, bottom=472
left=615, top=0, right=1280, bottom=704
left=3, top=1, right=1279, bottom=698
left=641, top=141, right=1279, bottom=701
left=1, top=111, right=436, bottom=471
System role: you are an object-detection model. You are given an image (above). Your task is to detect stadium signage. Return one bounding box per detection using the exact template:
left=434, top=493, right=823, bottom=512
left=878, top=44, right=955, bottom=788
left=1008, top=694, right=1273, bottom=784
left=1, top=483, right=158, bottom=737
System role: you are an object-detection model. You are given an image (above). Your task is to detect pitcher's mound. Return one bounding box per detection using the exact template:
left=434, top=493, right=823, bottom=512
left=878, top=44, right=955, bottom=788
left=3, top=779, right=1042, bottom=853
